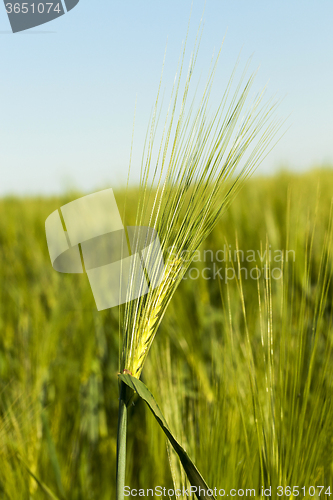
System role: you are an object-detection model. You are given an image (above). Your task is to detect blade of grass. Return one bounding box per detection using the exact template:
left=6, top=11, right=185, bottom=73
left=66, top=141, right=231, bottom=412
left=16, top=453, right=63, bottom=500
left=119, top=373, right=216, bottom=500
left=41, top=410, right=66, bottom=499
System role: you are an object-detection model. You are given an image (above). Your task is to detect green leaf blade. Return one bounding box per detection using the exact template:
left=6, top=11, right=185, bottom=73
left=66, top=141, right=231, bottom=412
left=119, top=373, right=216, bottom=500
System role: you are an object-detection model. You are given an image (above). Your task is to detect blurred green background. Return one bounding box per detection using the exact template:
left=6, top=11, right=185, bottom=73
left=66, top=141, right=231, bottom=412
left=1, top=168, right=333, bottom=499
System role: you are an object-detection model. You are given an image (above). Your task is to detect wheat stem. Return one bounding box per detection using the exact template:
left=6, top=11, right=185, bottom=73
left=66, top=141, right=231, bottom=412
left=116, top=380, right=128, bottom=500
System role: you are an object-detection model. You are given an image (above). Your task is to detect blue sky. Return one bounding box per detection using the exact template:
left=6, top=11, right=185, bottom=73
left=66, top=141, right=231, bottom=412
left=0, top=0, right=332, bottom=195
